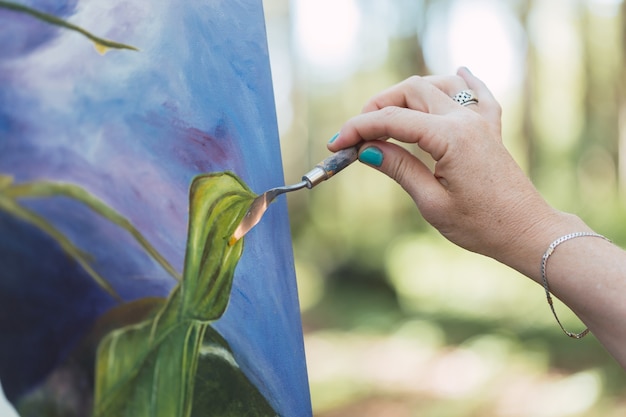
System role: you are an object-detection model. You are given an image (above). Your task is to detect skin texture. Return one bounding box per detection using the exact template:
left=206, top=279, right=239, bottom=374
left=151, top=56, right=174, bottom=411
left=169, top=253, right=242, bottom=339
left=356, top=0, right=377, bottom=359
left=329, top=67, right=626, bottom=369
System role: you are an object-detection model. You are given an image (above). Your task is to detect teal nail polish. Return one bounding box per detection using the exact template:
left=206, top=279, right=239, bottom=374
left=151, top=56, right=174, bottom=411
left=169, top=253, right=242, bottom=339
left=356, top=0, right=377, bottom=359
left=359, top=147, right=383, bottom=167
left=328, top=132, right=340, bottom=144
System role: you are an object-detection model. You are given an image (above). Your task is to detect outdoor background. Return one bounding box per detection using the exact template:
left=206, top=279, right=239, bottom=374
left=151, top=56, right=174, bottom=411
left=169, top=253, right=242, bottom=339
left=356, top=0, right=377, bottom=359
left=263, top=0, right=626, bottom=416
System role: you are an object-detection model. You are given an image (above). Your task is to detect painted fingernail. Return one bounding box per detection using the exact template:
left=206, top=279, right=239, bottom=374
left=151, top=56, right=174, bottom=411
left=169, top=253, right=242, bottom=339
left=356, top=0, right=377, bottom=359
left=328, top=132, right=340, bottom=144
left=359, top=147, right=383, bottom=167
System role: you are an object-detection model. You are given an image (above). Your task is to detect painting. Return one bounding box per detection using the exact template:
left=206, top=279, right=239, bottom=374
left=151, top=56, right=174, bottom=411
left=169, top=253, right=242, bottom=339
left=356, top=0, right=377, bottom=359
left=0, top=0, right=312, bottom=416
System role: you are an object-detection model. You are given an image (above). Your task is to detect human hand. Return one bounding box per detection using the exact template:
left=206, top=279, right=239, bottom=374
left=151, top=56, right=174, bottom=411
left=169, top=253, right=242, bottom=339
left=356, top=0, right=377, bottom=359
left=328, top=68, right=570, bottom=269
left=329, top=68, right=626, bottom=369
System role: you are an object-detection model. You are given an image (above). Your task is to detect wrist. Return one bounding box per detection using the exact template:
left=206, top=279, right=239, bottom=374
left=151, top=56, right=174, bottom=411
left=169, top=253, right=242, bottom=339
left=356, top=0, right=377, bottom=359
left=496, top=209, right=593, bottom=283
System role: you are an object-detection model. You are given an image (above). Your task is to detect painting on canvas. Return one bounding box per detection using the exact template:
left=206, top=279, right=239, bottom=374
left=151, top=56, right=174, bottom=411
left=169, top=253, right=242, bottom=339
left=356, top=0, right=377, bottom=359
left=0, top=1, right=311, bottom=415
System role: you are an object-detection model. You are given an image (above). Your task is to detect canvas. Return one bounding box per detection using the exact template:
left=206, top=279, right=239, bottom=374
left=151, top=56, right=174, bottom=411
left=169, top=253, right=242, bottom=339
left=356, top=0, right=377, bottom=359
left=0, top=1, right=312, bottom=416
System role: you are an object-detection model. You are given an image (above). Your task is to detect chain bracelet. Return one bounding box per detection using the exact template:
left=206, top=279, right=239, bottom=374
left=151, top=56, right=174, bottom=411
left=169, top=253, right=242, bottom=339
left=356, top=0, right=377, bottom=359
left=540, top=232, right=611, bottom=339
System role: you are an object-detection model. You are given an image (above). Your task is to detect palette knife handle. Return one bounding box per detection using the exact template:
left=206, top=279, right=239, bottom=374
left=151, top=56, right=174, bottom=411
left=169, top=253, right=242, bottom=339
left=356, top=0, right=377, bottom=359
left=302, top=145, right=359, bottom=189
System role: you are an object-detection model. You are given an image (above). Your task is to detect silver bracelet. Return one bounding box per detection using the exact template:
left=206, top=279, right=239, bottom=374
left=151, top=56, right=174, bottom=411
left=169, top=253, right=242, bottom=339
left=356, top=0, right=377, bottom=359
left=541, top=232, right=611, bottom=339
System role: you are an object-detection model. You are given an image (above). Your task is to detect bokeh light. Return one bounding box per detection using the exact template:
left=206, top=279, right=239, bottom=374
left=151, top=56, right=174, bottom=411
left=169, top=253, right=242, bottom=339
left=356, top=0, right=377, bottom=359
left=3, top=1, right=626, bottom=416
left=423, top=0, right=526, bottom=97
left=292, top=0, right=362, bottom=82
left=266, top=0, right=626, bottom=415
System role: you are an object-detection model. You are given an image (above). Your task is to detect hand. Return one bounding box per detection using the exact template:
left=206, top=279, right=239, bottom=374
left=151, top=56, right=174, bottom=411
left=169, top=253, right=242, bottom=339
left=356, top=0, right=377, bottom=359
left=328, top=68, right=575, bottom=271
left=329, top=69, right=626, bottom=368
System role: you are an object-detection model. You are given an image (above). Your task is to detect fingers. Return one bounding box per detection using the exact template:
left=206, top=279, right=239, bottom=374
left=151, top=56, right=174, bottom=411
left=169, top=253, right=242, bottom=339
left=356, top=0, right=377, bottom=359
left=328, top=69, right=502, bottom=161
left=332, top=106, right=450, bottom=161
left=423, top=74, right=469, bottom=98
left=457, top=67, right=502, bottom=124
left=329, top=75, right=465, bottom=156
left=361, top=69, right=495, bottom=118
left=361, top=75, right=463, bottom=115
left=357, top=141, right=446, bottom=209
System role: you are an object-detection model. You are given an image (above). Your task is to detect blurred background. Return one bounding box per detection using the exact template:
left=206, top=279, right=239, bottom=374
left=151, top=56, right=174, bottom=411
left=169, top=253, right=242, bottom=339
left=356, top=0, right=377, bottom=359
left=263, top=0, right=626, bottom=416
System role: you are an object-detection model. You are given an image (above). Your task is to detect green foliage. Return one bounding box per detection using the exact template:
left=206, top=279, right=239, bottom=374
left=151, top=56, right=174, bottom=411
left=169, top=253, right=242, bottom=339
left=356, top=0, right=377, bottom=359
left=3, top=176, right=181, bottom=281
left=190, top=326, right=277, bottom=417
left=0, top=176, right=119, bottom=300
left=2, top=172, right=277, bottom=415
left=93, top=172, right=277, bottom=417
left=0, top=175, right=182, bottom=301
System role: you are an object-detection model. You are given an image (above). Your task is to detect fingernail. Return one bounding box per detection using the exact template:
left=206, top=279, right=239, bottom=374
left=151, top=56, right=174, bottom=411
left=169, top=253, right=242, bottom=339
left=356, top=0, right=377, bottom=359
left=359, top=147, right=383, bottom=167
left=328, top=132, right=340, bottom=144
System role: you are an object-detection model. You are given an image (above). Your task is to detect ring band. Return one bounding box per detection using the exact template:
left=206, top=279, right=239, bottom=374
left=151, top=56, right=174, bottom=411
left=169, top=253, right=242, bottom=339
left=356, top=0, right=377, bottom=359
left=452, top=89, right=478, bottom=106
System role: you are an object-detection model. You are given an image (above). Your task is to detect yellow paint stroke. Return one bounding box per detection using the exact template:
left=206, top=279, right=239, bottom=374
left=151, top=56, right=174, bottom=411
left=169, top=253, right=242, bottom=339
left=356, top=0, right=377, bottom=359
left=0, top=0, right=138, bottom=54
left=94, top=43, right=111, bottom=55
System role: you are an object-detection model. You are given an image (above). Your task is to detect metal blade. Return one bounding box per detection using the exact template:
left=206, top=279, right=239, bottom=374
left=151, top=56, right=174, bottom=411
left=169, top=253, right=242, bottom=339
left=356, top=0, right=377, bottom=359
left=229, top=180, right=308, bottom=245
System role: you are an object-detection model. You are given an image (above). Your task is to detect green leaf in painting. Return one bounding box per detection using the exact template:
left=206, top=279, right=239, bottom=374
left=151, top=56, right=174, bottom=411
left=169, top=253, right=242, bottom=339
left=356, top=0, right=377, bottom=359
left=5, top=179, right=181, bottom=282
left=0, top=0, right=138, bottom=53
left=0, top=186, right=122, bottom=301
left=0, top=177, right=185, bottom=302
left=93, top=172, right=276, bottom=417
left=190, top=326, right=277, bottom=417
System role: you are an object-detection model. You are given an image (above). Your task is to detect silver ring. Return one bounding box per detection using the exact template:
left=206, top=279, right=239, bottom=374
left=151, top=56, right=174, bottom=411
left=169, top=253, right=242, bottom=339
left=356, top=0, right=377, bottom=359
left=452, top=89, right=478, bottom=106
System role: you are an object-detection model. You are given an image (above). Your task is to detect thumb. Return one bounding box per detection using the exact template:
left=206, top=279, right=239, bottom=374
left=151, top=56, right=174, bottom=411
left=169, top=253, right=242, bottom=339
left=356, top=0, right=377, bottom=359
left=358, top=142, right=444, bottom=207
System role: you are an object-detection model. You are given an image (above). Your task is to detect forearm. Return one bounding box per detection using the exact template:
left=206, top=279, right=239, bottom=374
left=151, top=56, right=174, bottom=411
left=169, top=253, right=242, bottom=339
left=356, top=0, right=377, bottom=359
left=498, top=209, right=626, bottom=367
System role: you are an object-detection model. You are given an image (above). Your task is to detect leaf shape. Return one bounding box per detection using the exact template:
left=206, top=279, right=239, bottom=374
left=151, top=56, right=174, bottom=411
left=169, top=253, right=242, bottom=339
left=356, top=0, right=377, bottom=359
left=5, top=180, right=181, bottom=282
left=190, top=326, right=277, bottom=417
left=93, top=172, right=262, bottom=417
left=0, top=176, right=188, bottom=302
left=179, top=172, right=255, bottom=320
left=95, top=319, right=207, bottom=417
left=0, top=0, right=138, bottom=53
left=13, top=298, right=167, bottom=417
left=0, top=193, right=121, bottom=301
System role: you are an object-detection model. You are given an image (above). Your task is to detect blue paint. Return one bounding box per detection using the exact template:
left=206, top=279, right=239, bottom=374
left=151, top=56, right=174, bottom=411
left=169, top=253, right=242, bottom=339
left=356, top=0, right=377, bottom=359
left=0, top=210, right=117, bottom=402
left=0, top=0, right=311, bottom=415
